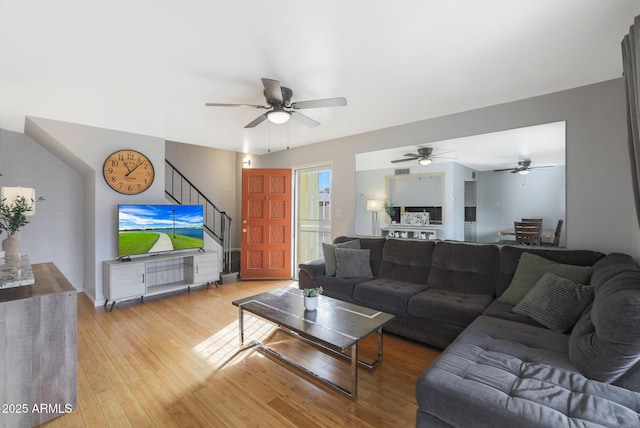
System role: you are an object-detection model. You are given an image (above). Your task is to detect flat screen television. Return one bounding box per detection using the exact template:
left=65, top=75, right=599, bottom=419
left=118, top=204, right=204, bottom=257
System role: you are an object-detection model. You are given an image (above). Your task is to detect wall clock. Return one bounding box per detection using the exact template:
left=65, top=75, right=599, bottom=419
left=103, top=149, right=155, bottom=195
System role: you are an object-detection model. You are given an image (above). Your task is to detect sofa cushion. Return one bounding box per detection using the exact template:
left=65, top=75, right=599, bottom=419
left=496, top=246, right=605, bottom=297
left=428, top=241, right=499, bottom=295
left=322, top=239, right=361, bottom=276
left=378, top=239, right=435, bottom=284
left=417, top=315, right=640, bottom=428
left=309, top=276, right=364, bottom=302
left=353, top=278, right=430, bottom=314
left=408, top=289, right=493, bottom=328
left=569, top=266, right=640, bottom=384
left=335, top=248, right=373, bottom=278
left=482, top=300, right=544, bottom=327
left=334, top=236, right=386, bottom=276
left=512, top=271, right=594, bottom=333
left=498, top=252, right=593, bottom=305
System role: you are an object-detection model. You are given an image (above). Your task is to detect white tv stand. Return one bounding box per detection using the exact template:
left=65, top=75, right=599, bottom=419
left=103, top=250, right=219, bottom=311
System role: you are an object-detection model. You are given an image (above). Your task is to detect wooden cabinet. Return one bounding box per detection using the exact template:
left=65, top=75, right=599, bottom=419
left=0, top=262, right=77, bottom=426
left=104, top=262, right=146, bottom=301
left=103, top=251, right=219, bottom=310
left=192, top=253, right=219, bottom=284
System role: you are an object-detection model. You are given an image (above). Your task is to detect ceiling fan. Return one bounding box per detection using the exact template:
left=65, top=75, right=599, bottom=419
left=205, top=78, right=347, bottom=128
left=391, top=147, right=453, bottom=165
left=494, top=160, right=552, bottom=175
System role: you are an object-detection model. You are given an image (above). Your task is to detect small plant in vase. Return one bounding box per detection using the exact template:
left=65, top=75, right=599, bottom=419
left=302, top=286, right=323, bottom=311
left=0, top=195, right=44, bottom=256
left=383, top=201, right=396, bottom=223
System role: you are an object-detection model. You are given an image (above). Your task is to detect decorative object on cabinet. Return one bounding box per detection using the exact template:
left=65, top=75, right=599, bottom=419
left=380, top=225, right=441, bottom=240
left=383, top=201, right=396, bottom=221
left=401, top=211, right=429, bottom=226
left=0, top=187, right=43, bottom=256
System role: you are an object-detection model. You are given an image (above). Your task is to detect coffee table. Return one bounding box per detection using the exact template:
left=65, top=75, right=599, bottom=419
left=232, top=287, right=395, bottom=400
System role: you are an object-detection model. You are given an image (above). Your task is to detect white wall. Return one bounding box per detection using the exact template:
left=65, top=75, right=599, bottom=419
left=256, top=78, right=635, bottom=256
left=26, top=117, right=167, bottom=305
left=0, top=129, right=84, bottom=289
left=476, top=166, right=566, bottom=244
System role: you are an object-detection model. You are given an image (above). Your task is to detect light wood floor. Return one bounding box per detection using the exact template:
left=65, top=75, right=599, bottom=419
left=40, top=280, right=441, bottom=427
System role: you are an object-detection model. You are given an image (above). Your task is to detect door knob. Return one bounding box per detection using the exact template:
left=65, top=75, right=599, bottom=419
left=242, top=228, right=247, bottom=233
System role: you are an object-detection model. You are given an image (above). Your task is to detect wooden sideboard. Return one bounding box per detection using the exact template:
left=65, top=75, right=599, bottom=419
left=0, top=262, right=77, bottom=426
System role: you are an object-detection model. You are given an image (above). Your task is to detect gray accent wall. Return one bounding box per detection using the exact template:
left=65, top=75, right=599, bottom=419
left=256, top=78, right=637, bottom=256
left=0, top=129, right=84, bottom=289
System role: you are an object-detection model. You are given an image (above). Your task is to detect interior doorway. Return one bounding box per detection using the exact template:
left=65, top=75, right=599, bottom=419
left=294, top=165, right=332, bottom=273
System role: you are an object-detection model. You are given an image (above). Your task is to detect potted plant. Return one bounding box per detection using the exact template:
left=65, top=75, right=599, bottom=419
left=384, top=201, right=396, bottom=223
left=301, top=286, right=323, bottom=311
left=0, top=195, right=43, bottom=256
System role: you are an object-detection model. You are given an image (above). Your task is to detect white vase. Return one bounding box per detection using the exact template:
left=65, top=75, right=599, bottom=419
left=2, top=234, right=20, bottom=256
left=304, top=296, right=318, bottom=311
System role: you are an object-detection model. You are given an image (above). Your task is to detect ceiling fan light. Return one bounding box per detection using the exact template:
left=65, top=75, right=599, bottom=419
left=518, top=169, right=530, bottom=175
left=418, top=158, right=432, bottom=166
left=267, top=110, right=291, bottom=124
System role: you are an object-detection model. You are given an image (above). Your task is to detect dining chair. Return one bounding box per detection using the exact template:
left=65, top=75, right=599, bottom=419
left=514, top=221, right=541, bottom=245
left=522, top=218, right=543, bottom=225
left=541, top=219, right=563, bottom=247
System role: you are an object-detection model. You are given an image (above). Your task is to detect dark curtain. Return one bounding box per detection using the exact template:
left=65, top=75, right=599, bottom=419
left=623, top=16, right=640, bottom=228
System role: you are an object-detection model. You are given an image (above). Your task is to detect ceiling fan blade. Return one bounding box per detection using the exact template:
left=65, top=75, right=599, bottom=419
left=261, top=78, right=283, bottom=104
left=391, top=157, right=418, bottom=163
left=291, top=97, right=347, bottom=109
left=290, top=111, right=320, bottom=128
left=493, top=167, right=516, bottom=172
left=244, top=114, right=268, bottom=128
left=205, top=102, right=266, bottom=109
left=402, top=153, right=419, bottom=157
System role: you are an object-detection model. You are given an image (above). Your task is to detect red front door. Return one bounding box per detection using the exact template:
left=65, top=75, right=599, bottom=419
left=241, top=168, right=292, bottom=279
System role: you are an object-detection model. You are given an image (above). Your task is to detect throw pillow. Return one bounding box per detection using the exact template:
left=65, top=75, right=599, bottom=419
left=498, top=252, right=593, bottom=305
left=322, top=239, right=361, bottom=276
left=335, top=248, right=373, bottom=278
left=512, top=271, right=594, bottom=333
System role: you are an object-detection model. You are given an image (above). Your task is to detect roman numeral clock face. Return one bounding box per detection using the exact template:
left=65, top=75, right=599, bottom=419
left=103, top=150, right=155, bottom=195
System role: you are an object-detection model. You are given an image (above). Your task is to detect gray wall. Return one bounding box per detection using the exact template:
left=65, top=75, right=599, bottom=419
left=165, top=142, right=240, bottom=249
left=0, top=129, right=84, bottom=289
left=255, top=78, right=638, bottom=256
left=476, top=166, right=566, bottom=244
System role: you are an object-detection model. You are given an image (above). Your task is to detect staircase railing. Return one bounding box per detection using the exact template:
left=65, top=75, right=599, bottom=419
left=165, top=159, right=233, bottom=273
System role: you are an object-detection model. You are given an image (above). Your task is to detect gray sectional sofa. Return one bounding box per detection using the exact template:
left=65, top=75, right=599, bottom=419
left=298, top=237, right=640, bottom=427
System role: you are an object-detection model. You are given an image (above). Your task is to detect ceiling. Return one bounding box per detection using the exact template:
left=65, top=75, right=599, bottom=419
left=1, top=1, right=638, bottom=155
left=356, top=121, right=566, bottom=172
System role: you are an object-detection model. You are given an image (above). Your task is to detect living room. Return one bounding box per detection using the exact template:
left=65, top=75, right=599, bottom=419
left=2, top=2, right=640, bottom=427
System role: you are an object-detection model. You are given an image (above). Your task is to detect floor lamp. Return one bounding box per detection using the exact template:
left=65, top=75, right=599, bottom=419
left=367, top=200, right=383, bottom=236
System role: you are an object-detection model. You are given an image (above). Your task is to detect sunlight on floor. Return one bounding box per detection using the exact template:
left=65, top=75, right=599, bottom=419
left=192, top=314, right=277, bottom=374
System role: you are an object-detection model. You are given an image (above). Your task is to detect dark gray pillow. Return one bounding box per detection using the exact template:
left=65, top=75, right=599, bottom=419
left=512, top=271, right=594, bottom=333
left=569, top=269, right=640, bottom=383
left=335, top=248, right=373, bottom=278
left=498, top=252, right=593, bottom=305
left=322, top=239, right=361, bottom=276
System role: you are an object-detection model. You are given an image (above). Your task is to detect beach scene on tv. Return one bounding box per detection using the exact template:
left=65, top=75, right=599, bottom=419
left=118, top=204, right=204, bottom=256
